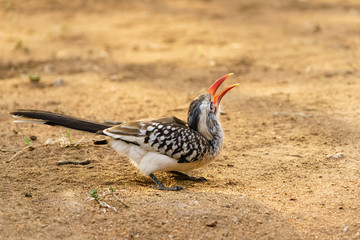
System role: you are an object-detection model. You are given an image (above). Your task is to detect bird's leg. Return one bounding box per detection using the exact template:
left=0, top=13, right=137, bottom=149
left=169, top=171, right=207, bottom=182
left=149, top=173, right=184, bottom=191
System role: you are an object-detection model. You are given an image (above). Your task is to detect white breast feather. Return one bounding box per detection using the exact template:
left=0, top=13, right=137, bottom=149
left=197, top=102, right=212, bottom=140
left=109, top=138, right=211, bottom=175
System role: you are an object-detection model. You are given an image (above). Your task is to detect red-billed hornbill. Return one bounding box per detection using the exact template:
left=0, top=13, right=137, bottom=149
left=11, top=73, right=238, bottom=191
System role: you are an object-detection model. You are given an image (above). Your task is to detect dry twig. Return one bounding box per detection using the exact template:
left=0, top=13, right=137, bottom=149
left=86, top=187, right=129, bottom=211
left=4, top=138, right=93, bottom=163
left=5, top=146, right=33, bottom=163
left=57, top=159, right=91, bottom=165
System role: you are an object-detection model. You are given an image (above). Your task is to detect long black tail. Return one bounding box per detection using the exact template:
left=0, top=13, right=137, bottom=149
left=11, top=109, right=111, bottom=133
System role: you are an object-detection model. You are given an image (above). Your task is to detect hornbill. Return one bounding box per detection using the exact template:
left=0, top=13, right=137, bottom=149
left=11, top=73, right=238, bottom=191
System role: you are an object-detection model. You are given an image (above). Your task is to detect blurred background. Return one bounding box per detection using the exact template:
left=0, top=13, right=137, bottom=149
left=2, top=0, right=359, bottom=83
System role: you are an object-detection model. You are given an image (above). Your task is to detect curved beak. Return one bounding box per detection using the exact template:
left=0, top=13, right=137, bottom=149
left=207, top=73, right=234, bottom=97
left=207, top=73, right=238, bottom=107
left=214, top=84, right=239, bottom=107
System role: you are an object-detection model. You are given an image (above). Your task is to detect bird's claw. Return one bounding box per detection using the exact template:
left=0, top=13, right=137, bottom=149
left=170, top=175, right=208, bottom=182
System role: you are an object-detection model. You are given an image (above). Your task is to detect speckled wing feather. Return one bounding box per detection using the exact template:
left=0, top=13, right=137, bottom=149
left=103, top=116, right=210, bottom=163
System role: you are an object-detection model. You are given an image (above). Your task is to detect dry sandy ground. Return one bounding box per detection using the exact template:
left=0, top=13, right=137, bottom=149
left=1, top=0, right=360, bottom=239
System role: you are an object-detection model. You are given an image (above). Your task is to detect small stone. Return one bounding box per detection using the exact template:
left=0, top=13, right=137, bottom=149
left=52, top=78, right=64, bottom=86
left=24, top=192, right=32, bottom=198
left=44, top=64, right=55, bottom=73
left=205, top=221, right=217, bottom=227
left=326, top=153, right=345, bottom=160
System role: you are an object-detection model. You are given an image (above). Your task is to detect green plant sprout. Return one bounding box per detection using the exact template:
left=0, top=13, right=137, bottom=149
left=29, top=74, right=40, bottom=82
left=24, top=136, right=31, bottom=146
left=90, top=188, right=98, bottom=200
left=67, top=129, right=72, bottom=145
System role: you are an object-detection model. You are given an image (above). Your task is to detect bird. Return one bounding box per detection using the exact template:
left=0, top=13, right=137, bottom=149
left=11, top=73, right=238, bottom=191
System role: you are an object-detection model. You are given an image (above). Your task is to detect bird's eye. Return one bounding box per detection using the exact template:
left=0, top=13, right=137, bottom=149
left=209, top=102, right=214, bottom=110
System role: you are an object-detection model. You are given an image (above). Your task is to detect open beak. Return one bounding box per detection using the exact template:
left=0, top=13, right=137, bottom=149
left=207, top=73, right=238, bottom=107
left=213, top=84, right=239, bottom=107
left=207, top=73, right=234, bottom=97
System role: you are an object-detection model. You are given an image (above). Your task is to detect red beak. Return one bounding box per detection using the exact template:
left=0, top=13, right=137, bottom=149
left=207, top=73, right=234, bottom=97
left=207, top=73, right=238, bottom=107
left=213, top=84, right=238, bottom=107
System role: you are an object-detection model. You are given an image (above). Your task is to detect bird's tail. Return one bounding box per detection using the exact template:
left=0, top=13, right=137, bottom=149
left=11, top=109, right=111, bottom=133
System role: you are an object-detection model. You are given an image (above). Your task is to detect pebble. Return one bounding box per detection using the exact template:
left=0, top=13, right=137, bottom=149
left=326, top=153, right=345, bottom=160
left=52, top=78, right=64, bottom=86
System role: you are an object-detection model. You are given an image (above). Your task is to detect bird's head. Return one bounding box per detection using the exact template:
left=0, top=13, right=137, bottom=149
left=188, top=73, right=238, bottom=140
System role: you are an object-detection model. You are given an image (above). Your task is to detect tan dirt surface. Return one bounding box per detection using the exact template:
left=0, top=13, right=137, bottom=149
left=1, top=0, right=360, bottom=239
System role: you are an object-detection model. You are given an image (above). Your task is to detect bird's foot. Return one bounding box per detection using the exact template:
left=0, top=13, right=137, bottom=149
left=169, top=171, right=208, bottom=182
left=149, top=173, right=184, bottom=191
left=172, top=176, right=207, bottom=182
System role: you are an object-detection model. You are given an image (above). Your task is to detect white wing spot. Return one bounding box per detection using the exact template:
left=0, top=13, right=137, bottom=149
left=189, top=151, right=197, bottom=160
left=147, top=126, right=155, bottom=131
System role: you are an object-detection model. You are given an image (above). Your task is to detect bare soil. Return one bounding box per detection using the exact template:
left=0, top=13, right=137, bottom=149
left=1, top=0, right=360, bottom=239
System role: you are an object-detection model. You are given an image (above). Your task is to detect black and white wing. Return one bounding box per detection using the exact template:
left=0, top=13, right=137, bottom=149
left=103, top=116, right=209, bottom=163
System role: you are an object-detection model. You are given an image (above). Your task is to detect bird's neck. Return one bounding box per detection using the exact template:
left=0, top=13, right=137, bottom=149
left=194, top=115, right=224, bottom=157
left=207, top=121, right=224, bottom=158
